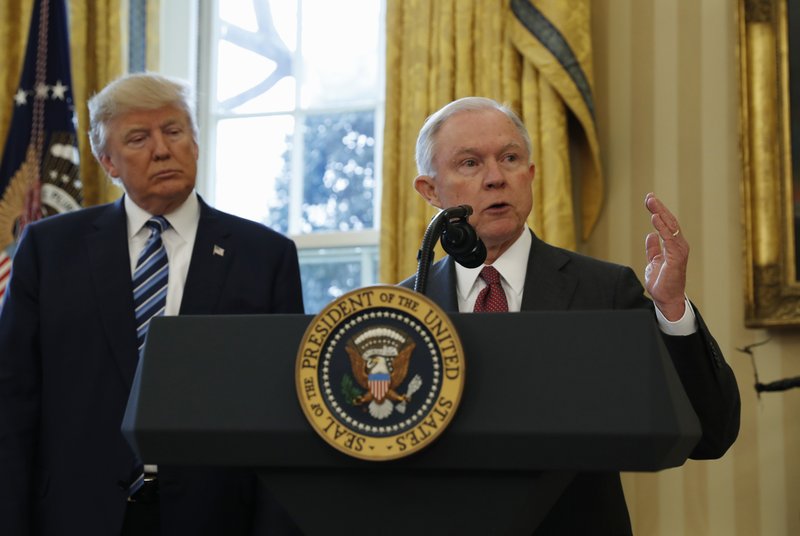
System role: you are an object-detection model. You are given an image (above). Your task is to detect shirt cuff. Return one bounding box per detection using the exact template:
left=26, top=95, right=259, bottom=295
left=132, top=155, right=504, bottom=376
left=655, top=297, right=697, bottom=336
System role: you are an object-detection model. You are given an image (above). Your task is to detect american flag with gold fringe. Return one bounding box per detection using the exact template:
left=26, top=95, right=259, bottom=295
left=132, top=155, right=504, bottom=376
left=0, top=0, right=81, bottom=308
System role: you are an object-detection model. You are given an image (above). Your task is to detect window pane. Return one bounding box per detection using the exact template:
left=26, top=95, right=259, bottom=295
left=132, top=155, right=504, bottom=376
left=217, top=0, right=297, bottom=114
left=300, top=0, right=380, bottom=108
left=216, top=41, right=296, bottom=113
left=301, top=111, right=376, bottom=233
left=214, top=115, right=293, bottom=232
left=219, top=0, right=258, bottom=31
left=299, top=246, right=378, bottom=313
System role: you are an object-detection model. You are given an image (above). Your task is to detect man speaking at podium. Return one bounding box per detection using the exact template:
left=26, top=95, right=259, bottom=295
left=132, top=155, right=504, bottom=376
left=403, top=97, right=740, bottom=534
left=0, top=73, right=303, bottom=535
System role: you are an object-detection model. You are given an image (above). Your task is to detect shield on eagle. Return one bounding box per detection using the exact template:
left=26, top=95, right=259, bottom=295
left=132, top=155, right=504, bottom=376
left=345, top=325, right=416, bottom=419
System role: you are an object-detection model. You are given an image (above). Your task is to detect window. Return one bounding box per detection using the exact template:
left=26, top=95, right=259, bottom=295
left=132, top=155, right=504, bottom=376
left=195, top=0, right=385, bottom=313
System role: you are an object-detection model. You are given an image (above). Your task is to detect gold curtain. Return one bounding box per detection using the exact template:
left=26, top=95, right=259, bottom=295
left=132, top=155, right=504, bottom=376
left=380, top=0, right=602, bottom=284
left=508, top=0, right=603, bottom=243
left=0, top=2, right=36, bottom=154
left=68, top=0, right=125, bottom=205
left=0, top=0, right=124, bottom=208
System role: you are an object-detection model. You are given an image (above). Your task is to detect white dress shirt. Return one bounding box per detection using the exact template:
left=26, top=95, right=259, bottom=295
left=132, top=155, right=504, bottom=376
left=126, top=192, right=200, bottom=316
left=454, top=226, right=697, bottom=335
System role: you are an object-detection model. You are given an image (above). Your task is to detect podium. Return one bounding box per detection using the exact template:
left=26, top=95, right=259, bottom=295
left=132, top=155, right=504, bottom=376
left=123, top=310, right=701, bottom=534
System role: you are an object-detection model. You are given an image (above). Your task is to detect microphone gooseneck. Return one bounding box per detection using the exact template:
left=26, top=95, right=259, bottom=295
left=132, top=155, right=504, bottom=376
left=414, top=205, right=486, bottom=295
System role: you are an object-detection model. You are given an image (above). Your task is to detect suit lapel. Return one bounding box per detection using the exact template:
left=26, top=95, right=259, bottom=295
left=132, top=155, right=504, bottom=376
left=520, top=231, right=578, bottom=311
left=180, top=199, right=232, bottom=315
left=86, top=198, right=140, bottom=387
left=424, top=256, right=459, bottom=312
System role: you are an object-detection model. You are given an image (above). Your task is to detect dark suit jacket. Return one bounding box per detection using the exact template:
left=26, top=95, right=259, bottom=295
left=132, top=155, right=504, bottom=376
left=401, top=231, right=740, bottom=535
left=0, top=196, right=304, bottom=535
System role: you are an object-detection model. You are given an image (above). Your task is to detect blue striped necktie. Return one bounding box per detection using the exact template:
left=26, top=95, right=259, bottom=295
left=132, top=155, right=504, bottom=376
left=133, top=216, right=170, bottom=354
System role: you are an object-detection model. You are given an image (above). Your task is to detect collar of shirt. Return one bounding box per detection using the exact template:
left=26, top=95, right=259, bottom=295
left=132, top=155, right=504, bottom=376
left=455, top=227, right=531, bottom=312
left=124, top=191, right=200, bottom=244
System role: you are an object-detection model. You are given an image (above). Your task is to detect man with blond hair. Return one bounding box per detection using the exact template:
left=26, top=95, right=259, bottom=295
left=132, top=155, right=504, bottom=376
left=0, top=73, right=303, bottom=535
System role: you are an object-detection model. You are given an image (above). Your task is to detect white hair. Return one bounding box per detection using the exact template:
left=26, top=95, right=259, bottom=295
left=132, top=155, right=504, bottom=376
left=414, top=96, right=532, bottom=177
left=87, top=72, right=199, bottom=159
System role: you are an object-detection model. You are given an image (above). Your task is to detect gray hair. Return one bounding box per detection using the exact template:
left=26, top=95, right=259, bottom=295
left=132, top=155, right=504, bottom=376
left=88, top=72, right=199, bottom=158
left=415, top=96, right=532, bottom=177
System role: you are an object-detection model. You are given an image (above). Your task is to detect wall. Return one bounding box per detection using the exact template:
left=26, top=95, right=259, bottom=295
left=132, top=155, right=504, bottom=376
left=590, top=0, right=799, bottom=534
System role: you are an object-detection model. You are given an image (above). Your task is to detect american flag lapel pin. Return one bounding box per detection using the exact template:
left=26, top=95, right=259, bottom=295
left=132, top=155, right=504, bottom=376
left=213, top=245, right=225, bottom=257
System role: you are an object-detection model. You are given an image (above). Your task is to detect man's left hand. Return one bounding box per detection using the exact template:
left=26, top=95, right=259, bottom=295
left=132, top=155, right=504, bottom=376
left=643, top=192, right=689, bottom=321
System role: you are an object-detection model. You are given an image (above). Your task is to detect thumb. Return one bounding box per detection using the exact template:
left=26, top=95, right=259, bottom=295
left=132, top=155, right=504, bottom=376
left=645, top=232, right=662, bottom=263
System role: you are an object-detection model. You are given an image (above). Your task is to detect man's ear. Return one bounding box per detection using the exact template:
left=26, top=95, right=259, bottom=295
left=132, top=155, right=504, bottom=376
left=413, top=175, right=443, bottom=209
left=99, top=154, right=118, bottom=178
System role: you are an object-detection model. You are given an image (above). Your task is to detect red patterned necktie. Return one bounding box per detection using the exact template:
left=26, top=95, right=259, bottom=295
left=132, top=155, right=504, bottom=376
left=473, top=265, right=508, bottom=312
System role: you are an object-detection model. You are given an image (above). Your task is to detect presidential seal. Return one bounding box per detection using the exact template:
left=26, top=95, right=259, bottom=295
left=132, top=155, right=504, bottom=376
left=296, top=285, right=465, bottom=461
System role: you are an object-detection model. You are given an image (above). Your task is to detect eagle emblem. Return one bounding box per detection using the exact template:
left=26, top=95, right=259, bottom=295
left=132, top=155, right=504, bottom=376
left=345, top=326, right=420, bottom=420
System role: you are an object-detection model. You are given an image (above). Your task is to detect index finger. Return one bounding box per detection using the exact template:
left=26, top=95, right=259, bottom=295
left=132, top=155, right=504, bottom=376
left=644, top=192, right=680, bottom=235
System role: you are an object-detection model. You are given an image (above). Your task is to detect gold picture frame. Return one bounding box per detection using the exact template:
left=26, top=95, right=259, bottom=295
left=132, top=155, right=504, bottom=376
left=739, top=0, right=800, bottom=327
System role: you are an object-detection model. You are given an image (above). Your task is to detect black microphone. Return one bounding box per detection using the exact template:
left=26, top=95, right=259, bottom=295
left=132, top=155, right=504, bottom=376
left=414, top=205, right=486, bottom=294
left=441, top=213, right=487, bottom=268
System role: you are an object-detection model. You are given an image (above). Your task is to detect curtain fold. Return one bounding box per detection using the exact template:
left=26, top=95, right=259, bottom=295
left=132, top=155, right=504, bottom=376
left=508, top=0, right=603, bottom=241
left=0, top=0, right=124, bottom=209
left=68, top=0, right=125, bottom=205
left=380, top=0, right=602, bottom=285
left=0, top=2, right=36, bottom=154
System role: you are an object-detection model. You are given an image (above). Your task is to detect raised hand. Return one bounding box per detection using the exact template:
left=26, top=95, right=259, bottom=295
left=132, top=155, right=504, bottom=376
left=643, top=192, right=689, bottom=321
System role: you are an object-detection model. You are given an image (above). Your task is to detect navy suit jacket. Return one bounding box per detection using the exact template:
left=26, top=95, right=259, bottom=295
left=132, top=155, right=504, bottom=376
left=0, top=196, right=304, bottom=535
left=401, top=231, right=740, bottom=535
